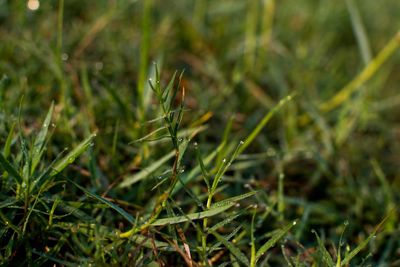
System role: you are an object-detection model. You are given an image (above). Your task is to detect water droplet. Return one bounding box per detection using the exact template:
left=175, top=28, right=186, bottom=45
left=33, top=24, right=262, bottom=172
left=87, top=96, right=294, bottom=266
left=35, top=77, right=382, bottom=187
left=293, top=220, right=297, bottom=225
left=244, top=183, right=251, bottom=188
left=253, top=204, right=258, bottom=209
left=222, top=158, right=226, bottom=163
left=51, top=123, right=56, bottom=127
left=21, top=182, right=27, bottom=188
left=68, top=157, right=75, bottom=163
left=239, top=140, right=244, bottom=145
left=178, top=138, right=183, bottom=142
left=194, top=142, right=198, bottom=147
left=156, top=80, right=160, bottom=84
left=180, top=169, right=185, bottom=173
left=372, top=235, right=377, bottom=239
left=61, top=53, right=69, bottom=61
left=235, top=203, right=240, bottom=207
left=43, top=123, right=48, bottom=128
left=158, top=176, right=162, bottom=180
left=95, top=61, right=103, bottom=70
left=93, top=133, right=97, bottom=137
left=343, top=220, right=349, bottom=226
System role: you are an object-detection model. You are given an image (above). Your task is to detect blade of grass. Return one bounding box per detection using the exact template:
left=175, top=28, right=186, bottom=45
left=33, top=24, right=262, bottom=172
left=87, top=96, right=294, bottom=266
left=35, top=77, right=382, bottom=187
left=311, top=229, right=335, bottom=267
left=150, top=203, right=234, bottom=226
left=0, top=152, right=23, bottom=184
left=67, top=178, right=135, bottom=225
left=210, top=230, right=250, bottom=266
left=119, top=150, right=175, bottom=188
left=255, top=221, right=297, bottom=261
left=50, top=133, right=97, bottom=176
left=31, top=102, right=54, bottom=175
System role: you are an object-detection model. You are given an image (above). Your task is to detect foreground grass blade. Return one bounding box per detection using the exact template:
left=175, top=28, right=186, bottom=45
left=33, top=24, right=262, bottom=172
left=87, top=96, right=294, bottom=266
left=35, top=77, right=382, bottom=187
left=211, top=230, right=250, bottom=266
left=312, top=230, right=335, bottom=267
left=239, top=94, right=294, bottom=154
left=255, top=221, right=297, bottom=261
left=211, top=191, right=258, bottom=208
left=0, top=152, right=23, bottom=183
left=31, top=102, right=54, bottom=174
left=50, top=133, right=97, bottom=176
left=150, top=203, right=234, bottom=226
left=119, top=150, right=175, bottom=188
left=68, top=179, right=135, bottom=225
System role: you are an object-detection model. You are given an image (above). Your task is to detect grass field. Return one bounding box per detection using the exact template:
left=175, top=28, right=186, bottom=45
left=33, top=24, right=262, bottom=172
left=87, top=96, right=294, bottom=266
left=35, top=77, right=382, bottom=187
left=1, top=0, right=400, bottom=266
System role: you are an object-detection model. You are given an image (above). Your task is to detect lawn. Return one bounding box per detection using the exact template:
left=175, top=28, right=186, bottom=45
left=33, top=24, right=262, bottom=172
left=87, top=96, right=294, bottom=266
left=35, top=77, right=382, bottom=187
left=0, top=0, right=399, bottom=266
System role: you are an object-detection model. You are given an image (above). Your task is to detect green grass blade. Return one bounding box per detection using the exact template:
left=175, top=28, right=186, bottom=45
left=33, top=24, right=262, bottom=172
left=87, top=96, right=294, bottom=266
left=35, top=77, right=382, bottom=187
left=211, top=191, right=258, bottom=208
left=68, top=178, right=135, bottom=225
left=151, top=203, right=234, bottom=226
left=210, top=230, right=250, bottom=266
left=50, top=133, right=97, bottom=176
left=0, top=152, right=23, bottom=184
left=255, top=221, right=297, bottom=261
left=239, top=94, right=294, bottom=154
left=119, top=150, right=175, bottom=188
left=340, top=232, right=376, bottom=266
left=31, top=102, right=54, bottom=175
left=3, top=122, right=15, bottom=159
left=312, top=229, right=335, bottom=267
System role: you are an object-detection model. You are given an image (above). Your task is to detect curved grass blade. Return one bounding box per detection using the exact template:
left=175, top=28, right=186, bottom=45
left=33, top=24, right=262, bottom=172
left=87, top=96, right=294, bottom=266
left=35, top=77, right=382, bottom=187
left=151, top=203, right=234, bottom=226
left=0, top=152, right=23, bottom=183
left=67, top=178, right=135, bottom=225
left=255, top=220, right=297, bottom=261
left=311, top=229, right=335, bottom=267
left=210, top=230, right=250, bottom=266
left=3, top=122, right=15, bottom=159
left=211, top=191, right=258, bottom=208
left=50, top=133, right=97, bottom=176
left=31, top=102, right=54, bottom=175
left=119, top=150, right=175, bottom=188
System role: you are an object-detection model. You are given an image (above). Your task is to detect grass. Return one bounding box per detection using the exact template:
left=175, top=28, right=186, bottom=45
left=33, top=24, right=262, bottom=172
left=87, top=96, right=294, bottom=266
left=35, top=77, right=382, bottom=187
left=1, top=0, right=400, bottom=266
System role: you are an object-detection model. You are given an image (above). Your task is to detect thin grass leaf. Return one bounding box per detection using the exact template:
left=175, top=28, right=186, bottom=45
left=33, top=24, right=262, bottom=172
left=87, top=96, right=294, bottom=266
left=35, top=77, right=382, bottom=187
left=255, top=221, right=297, bottom=261
left=151, top=203, right=234, bottom=226
left=208, top=210, right=245, bottom=233
left=50, top=133, right=97, bottom=176
left=3, top=122, right=15, bottom=159
left=0, top=152, right=23, bottom=183
left=0, top=198, right=17, bottom=209
left=211, top=191, right=258, bottom=208
left=311, top=229, right=335, bottom=267
left=119, top=150, right=175, bottom=187
left=340, top=233, right=376, bottom=266
left=210, top=226, right=243, bottom=253
left=31, top=102, right=54, bottom=175
left=68, top=178, right=135, bottom=225
left=211, top=230, right=250, bottom=266
left=239, top=94, right=294, bottom=154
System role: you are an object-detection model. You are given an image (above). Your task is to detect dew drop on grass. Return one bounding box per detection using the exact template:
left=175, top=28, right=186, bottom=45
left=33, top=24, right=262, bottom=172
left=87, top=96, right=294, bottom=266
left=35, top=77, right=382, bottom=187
left=178, top=138, right=183, bottom=142
left=222, top=158, right=226, bottom=163
left=51, top=123, right=56, bottom=128
left=292, top=220, right=297, bottom=225
left=239, top=140, right=244, bottom=145
left=343, top=220, right=349, bottom=226
left=68, top=157, right=75, bottom=163
left=21, top=182, right=27, bottom=188
left=43, top=123, right=48, bottom=128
